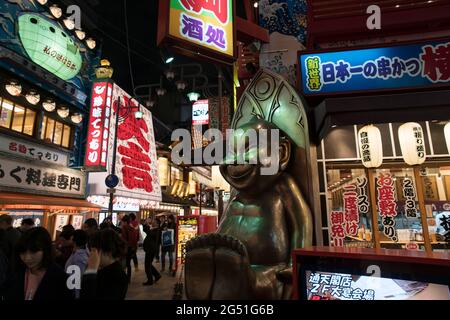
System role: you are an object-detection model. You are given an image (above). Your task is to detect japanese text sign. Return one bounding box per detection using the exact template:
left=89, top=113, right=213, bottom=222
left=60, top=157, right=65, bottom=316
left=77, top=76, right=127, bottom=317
left=402, top=178, right=418, bottom=218
left=0, top=155, right=86, bottom=198
left=84, top=81, right=113, bottom=171
left=165, top=0, right=234, bottom=59
left=0, top=135, right=68, bottom=166
left=107, top=85, right=162, bottom=202
left=299, top=40, right=450, bottom=95
left=192, top=99, right=209, bottom=125
left=377, top=172, right=398, bottom=242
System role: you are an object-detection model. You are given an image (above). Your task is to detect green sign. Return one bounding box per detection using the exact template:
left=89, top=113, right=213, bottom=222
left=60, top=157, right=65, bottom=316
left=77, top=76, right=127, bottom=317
left=18, top=13, right=82, bottom=81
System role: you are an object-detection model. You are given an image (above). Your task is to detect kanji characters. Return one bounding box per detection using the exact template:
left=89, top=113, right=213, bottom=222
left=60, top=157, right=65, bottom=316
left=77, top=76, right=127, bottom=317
left=0, top=165, right=4, bottom=178
left=205, top=25, right=226, bottom=49
left=377, top=57, right=392, bottom=78
left=335, top=60, right=351, bottom=82
left=57, top=174, right=69, bottom=190
left=18, top=144, right=27, bottom=154
left=26, top=168, right=41, bottom=185
left=42, top=172, right=57, bottom=187
left=322, top=62, right=335, bottom=83
left=181, top=14, right=203, bottom=42
left=180, top=0, right=229, bottom=24
left=70, top=177, right=81, bottom=191
left=420, top=43, right=450, bottom=82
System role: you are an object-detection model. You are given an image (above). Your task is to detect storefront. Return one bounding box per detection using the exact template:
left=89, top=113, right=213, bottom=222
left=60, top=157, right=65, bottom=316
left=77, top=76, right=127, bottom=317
left=0, top=0, right=102, bottom=237
left=86, top=82, right=162, bottom=224
left=299, top=39, right=450, bottom=253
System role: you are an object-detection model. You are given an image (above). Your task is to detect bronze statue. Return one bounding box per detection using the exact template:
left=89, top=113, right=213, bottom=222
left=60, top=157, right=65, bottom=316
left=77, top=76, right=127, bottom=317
left=185, top=69, right=313, bottom=299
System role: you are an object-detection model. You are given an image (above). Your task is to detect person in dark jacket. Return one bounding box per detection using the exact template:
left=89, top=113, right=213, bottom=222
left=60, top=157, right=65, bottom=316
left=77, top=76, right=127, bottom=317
left=0, top=215, right=21, bottom=265
left=142, top=219, right=161, bottom=286
left=2, top=227, right=72, bottom=300
left=55, top=224, right=75, bottom=269
left=17, top=218, right=35, bottom=235
left=120, top=215, right=138, bottom=283
left=81, top=229, right=128, bottom=300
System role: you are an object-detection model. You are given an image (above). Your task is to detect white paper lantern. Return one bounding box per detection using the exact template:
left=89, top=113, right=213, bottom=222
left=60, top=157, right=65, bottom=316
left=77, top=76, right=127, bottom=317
left=398, top=122, right=426, bottom=166
left=444, top=122, right=450, bottom=154
left=158, top=157, right=169, bottom=187
left=357, top=125, right=383, bottom=168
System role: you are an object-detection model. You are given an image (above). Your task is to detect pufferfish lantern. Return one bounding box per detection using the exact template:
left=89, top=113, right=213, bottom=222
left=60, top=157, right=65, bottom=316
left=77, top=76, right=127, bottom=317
left=184, top=68, right=314, bottom=300
left=95, top=59, right=114, bottom=79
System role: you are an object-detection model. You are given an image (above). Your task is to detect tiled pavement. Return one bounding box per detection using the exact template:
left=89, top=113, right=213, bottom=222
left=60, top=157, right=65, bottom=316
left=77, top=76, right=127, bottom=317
left=126, top=249, right=184, bottom=300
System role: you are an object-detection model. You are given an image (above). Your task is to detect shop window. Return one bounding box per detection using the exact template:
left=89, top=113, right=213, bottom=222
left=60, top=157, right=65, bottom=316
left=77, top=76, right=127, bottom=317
left=326, top=168, right=374, bottom=248
left=421, top=167, right=450, bottom=252
left=0, top=99, right=13, bottom=128
left=23, top=109, right=36, bottom=135
left=0, top=98, right=35, bottom=136
left=41, top=115, right=72, bottom=148
left=372, top=168, right=426, bottom=251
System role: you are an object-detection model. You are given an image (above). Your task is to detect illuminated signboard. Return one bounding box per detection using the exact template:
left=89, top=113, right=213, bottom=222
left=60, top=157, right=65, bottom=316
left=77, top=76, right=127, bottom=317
left=18, top=13, right=82, bottom=81
left=192, top=99, right=209, bottom=125
left=158, top=0, right=236, bottom=63
left=84, top=81, right=114, bottom=171
left=299, top=39, right=450, bottom=96
left=305, top=271, right=450, bottom=300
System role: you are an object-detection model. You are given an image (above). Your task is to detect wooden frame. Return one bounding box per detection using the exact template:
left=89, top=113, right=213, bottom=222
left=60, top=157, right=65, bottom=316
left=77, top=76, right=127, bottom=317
left=324, top=162, right=450, bottom=253
left=157, top=0, right=237, bottom=65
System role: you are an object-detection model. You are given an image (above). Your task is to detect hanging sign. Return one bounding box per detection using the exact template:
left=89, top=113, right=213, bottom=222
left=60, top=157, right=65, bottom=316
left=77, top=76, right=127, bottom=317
left=18, top=13, right=82, bottom=81
left=402, top=178, right=418, bottom=218
left=84, top=81, right=114, bottom=171
left=377, top=172, right=398, bottom=242
left=192, top=99, right=209, bottom=125
left=0, top=135, right=68, bottom=166
left=0, top=154, right=86, bottom=198
left=299, top=39, right=450, bottom=96
left=158, top=0, right=236, bottom=64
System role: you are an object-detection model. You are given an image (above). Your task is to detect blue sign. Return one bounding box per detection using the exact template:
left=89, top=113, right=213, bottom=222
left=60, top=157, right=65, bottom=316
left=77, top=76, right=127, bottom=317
left=299, top=40, right=450, bottom=95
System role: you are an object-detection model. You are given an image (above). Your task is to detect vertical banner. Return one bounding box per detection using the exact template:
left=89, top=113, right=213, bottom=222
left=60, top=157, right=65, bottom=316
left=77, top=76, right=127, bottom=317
left=107, top=85, right=162, bottom=202
left=84, top=81, right=113, bottom=171
left=376, top=172, right=398, bottom=242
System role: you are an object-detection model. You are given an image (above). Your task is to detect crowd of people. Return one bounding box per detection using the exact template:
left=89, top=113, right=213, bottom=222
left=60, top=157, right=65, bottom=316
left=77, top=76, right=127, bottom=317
left=0, top=213, right=177, bottom=300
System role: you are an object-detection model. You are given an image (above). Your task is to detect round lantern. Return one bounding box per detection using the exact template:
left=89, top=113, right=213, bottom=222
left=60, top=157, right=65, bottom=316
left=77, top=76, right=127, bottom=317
left=444, top=122, right=450, bottom=154
left=398, top=122, right=426, bottom=166
left=357, top=125, right=383, bottom=168
left=158, top=157, right=169, bottom=187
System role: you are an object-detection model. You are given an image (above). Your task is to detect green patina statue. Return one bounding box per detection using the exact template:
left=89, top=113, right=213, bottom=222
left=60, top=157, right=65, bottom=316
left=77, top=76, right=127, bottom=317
left=185, top=69, right=313, bottom=299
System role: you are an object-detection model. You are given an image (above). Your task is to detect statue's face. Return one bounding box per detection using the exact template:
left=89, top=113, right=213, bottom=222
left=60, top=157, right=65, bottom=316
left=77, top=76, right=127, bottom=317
left=220, top=120, right=291, bottom=193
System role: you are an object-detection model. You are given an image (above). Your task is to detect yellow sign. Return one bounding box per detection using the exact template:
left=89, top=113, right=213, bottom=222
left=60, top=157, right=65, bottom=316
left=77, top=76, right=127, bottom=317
left=169, top=0, right=234, bottom=57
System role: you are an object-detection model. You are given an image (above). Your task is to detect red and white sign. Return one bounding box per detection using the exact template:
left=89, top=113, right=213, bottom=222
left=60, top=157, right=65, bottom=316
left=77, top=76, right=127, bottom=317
left=343, top=184, right=359, bottom=237
left=377, top=172, right=398, bottom=242
left=406, top=243, right=419, bottom=251
left=84, top=81, right=113, bottom=170
left=87, top=84, right=162, bottom=202
left=192, top=99, right=209, bottom=125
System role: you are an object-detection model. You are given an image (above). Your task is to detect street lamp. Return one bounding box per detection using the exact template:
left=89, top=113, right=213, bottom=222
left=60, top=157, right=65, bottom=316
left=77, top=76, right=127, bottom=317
left=106, top=95, right=143, bottom=216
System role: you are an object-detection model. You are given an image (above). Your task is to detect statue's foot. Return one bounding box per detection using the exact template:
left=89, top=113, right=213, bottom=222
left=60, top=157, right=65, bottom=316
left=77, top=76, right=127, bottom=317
left=185, top=233, right=253, bottom=300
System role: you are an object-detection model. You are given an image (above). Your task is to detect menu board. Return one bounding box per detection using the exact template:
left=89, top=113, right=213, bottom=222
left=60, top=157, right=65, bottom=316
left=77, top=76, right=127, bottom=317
left=177, top=217, right=198, bottom=264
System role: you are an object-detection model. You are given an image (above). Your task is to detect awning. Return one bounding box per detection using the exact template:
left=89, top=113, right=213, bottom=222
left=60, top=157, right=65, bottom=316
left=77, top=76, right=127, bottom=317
left=0, top=192, right=102, bottom=212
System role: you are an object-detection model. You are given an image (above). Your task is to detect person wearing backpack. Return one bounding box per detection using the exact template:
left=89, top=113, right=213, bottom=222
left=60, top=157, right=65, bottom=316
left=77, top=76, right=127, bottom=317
left=160, top=215, right=175, bottom=273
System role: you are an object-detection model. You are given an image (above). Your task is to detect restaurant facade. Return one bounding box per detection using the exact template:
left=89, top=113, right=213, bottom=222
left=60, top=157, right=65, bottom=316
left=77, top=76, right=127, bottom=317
left=0, top=0, right=102, bottom=237
left=300, top=1, right=450, bottom=254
